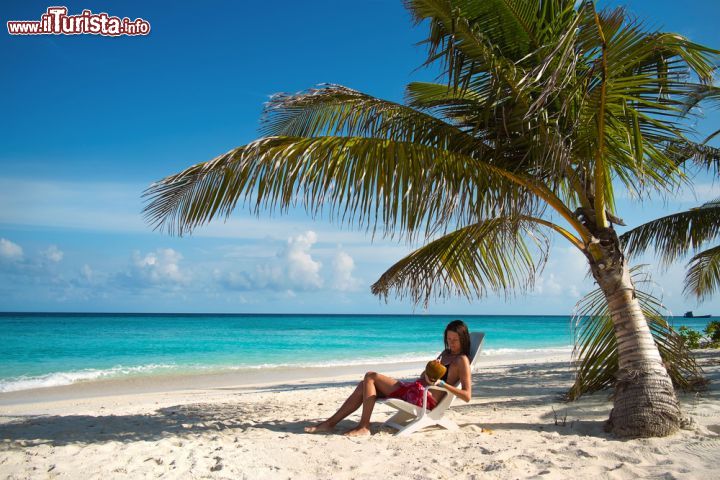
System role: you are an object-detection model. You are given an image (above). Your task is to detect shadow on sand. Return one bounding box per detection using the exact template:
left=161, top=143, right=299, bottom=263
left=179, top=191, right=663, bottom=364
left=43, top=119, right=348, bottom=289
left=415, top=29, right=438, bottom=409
left=0, top=403, right=313, bottom=448
left=2, top=354, right=717, bottom=447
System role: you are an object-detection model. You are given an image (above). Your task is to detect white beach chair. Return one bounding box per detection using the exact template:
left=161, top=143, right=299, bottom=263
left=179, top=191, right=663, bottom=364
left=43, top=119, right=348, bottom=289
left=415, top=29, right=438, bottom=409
left=382, top=332, right=485, bottom=436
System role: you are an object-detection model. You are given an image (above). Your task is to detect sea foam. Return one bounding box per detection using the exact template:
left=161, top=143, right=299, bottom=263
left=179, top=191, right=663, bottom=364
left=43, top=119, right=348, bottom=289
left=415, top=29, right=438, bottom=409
left=0, top=364, right=180, bottom=393
left=0, top=345, right=575, bottom=393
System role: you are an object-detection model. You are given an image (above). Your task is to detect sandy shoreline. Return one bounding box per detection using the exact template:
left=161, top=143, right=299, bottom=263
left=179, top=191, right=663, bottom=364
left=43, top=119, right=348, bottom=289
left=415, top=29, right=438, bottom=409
left=1, top=350, right=719, bottom=479
left=0, top=349, right=571, bottom=405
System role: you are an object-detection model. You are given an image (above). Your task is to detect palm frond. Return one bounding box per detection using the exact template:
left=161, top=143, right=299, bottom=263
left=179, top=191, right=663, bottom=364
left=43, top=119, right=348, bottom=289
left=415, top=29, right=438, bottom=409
left=408, top=0, right=576, bottom=65
left=404, top=81, right=491, bottom=127
left=568, top=267, right=706, bottom=400
left=406, top=0, right=531, bottom=97
left=620, top=198, right=720, bottom=265
left=667, top=139, right=720, bottom=173
left=685, top=245, right=720, bottom=301
left=404, top=1, right=719, bottom=210
left=371, top=217, right=547, bottom=306
left=572, top=5, right=716, bottom=203
left=683, top=143, right=720, bottom=173
left=143, top=136, right=536, bottom=240
left=259, top=84, right=484, bottom=155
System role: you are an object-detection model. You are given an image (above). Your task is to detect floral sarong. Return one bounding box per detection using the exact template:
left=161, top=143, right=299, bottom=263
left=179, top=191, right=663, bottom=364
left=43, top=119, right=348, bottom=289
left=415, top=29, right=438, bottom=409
left=387, top=381, right=437, bottom=410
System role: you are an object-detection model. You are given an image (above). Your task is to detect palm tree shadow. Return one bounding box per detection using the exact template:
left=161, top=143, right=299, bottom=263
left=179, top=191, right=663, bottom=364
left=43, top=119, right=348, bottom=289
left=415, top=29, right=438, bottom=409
left=0, top=360, right=577, bottom=447
left=469, top=360, right=577, bottom=408
left=457, top=419, right=610, bottom=438
left=4, top=355, right=715, bottom=447
left=217, top=379, right=360, bottom=394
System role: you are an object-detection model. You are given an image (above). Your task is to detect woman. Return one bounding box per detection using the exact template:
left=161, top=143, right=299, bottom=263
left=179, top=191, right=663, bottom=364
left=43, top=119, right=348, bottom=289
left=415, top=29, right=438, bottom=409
left=304, top=320, right=473, bottom=436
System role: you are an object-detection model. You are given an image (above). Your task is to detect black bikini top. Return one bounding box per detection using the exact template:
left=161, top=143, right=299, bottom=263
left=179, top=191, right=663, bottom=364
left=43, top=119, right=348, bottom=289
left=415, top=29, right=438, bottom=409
left=438, top=349, right=455, bottom=382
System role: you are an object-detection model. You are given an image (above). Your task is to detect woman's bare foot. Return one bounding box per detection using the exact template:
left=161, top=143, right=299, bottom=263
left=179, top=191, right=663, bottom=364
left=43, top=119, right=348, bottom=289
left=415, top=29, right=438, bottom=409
left=304, top=421, right=334, bottom=433
left=343, top=426, right=371, bottom=437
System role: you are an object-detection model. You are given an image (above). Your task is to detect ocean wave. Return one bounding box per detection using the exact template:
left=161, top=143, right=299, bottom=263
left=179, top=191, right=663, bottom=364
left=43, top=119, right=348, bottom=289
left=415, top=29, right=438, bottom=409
left=0, top=363, right=181, bottom=393
left=0, top=345, right=574, bottom=393
left=228, top=346, right=575, bottom=370
left=481, top=345, right=574, bottom=356
left=223, top=352, right=438, bottom=370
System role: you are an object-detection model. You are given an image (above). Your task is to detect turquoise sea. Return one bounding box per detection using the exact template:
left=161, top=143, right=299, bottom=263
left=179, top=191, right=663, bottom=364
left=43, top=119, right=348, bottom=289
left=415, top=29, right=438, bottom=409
left=0, top=313, right=714, bottom=393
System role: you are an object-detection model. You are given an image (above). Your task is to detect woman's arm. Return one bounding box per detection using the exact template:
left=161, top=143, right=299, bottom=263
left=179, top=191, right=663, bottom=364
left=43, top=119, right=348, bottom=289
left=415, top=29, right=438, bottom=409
left=436, top=356, right=472, bottom=402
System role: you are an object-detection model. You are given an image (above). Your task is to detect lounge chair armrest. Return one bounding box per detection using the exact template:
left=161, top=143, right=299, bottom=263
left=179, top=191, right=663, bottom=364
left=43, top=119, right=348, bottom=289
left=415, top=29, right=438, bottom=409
left=427, top=385, right=450, bottom=392
left=421, top=384, right=453, bottom=411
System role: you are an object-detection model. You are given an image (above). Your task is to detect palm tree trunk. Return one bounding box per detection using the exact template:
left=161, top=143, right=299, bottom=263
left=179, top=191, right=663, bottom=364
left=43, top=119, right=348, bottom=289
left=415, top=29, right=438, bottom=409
left=588, top=228, right=682, bottom=437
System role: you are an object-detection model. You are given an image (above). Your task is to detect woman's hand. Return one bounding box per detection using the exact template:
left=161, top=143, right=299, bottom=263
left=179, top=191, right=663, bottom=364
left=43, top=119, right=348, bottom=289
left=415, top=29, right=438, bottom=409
left=423, top=373, right=446, bottom=388
left=422, top=373, right=446, bottom=387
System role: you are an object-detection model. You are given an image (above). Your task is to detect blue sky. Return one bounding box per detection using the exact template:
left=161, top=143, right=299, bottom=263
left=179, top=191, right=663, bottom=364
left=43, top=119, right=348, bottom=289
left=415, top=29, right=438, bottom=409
left=1, top=0, right=718, bottom=314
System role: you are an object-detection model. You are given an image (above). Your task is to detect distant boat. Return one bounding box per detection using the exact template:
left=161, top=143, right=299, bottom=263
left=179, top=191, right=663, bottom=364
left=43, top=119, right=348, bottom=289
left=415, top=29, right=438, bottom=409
left=684, top=311, right=712, bottom=318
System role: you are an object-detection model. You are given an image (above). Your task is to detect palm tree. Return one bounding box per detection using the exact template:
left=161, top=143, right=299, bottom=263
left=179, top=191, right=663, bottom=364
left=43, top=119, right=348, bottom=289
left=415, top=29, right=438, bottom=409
left=568, top=267, right=706, bottom=401
left=143, top=0, right=719, bottom=437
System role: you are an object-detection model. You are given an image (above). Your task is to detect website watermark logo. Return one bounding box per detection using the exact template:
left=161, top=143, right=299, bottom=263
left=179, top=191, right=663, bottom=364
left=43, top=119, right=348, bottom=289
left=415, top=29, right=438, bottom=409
left=7, top=6, right=150, bottom=36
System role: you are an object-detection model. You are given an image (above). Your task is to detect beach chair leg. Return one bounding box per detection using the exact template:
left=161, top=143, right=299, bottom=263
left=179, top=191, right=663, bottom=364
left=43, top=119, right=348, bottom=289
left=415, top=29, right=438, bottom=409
left=383, top=410, right=414, bottom=428
left=394, top=417, right=431, bottom=437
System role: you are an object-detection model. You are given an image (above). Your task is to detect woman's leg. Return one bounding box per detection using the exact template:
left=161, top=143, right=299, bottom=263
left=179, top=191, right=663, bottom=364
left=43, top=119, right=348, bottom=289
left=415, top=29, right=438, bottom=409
left=305, top=372, right=399, bottom=434
left=344, top=372, right=399, bottom=436
left=304, top=381, right=363, bottom=433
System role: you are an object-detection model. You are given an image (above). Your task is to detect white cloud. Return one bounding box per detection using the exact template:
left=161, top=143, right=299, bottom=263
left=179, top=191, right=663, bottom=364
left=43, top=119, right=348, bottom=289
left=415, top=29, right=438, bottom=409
left=41, top=245, right=64, bottom=262
left=0, top=238, right=23, bottom=261
left=217, top=230, right=324, bottom=292
left=129, top=248, right=188, bottom=286
left=535, top=273, right=563, bottom=296
left=216, top=264, right=287, bottom=291
left=533, top=246, right=590, bottom=299
left=331, top=250, right=362, bottom=292
left=198, top=218, right=364, bottom=244
left=281, top=231, right=323, bottom=289
left=253, top=263, right=285, bottom=288
left=80, top=264, right=94, bottom=281
left=215, top=269, right=253, bottom=290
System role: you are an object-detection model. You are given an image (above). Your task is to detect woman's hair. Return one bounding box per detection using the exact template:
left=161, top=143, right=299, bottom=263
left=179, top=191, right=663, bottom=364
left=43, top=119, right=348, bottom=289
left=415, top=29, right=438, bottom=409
left=444, top=320, right=471, bottom=357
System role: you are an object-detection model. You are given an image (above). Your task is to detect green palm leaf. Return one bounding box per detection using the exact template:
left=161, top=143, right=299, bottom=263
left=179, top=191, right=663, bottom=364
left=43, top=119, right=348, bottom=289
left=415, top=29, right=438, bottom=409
left=259, top=84, right=483, bottom=154
left=685, top=245, right=720, bottom=301
left=406, top=0, right=716, bottom=210
left=408, top=0, right=531, bottom=96
left=667, top=139, right=720, bottom=173
left=404, top=81, right=491, bottom=129
left=568, top=267, right=706, bottom=400
left=143, top=135, right=536, bottom=239
left=621, top=198, right=720, bottom=266
left=371, top=218, right=547, bottom=306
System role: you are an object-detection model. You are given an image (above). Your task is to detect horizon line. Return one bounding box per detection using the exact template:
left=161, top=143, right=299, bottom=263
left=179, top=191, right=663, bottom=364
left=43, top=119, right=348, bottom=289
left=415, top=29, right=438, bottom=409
left=0, top=311, right=709, bottom=318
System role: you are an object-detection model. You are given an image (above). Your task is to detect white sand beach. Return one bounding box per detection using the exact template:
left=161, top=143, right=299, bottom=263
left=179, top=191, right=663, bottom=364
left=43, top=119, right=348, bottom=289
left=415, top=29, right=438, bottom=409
left=1, top=350, right=719, bottom=479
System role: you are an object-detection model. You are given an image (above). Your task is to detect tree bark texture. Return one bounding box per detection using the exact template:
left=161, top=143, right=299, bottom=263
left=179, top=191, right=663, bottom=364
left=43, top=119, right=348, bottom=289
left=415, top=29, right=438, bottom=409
left=586, top=225, right=681, bottom=437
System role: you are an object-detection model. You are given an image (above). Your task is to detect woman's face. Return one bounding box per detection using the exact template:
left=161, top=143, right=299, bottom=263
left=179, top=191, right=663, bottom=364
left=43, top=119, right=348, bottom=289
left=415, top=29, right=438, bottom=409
left=446, top=331, right=462, bottom=354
